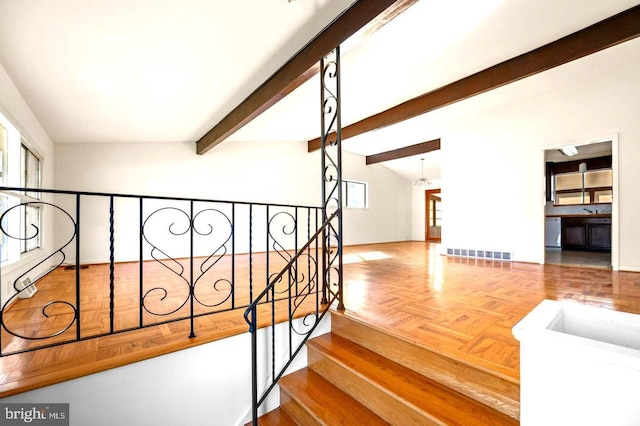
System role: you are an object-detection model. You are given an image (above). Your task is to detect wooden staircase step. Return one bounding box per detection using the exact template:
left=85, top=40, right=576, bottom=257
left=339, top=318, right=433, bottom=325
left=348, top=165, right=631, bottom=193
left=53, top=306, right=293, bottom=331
left=308, top=333, right=518, bottom=426
left=245, top=408, right=297, bottom=426
left=331, top=312, right=520, bottom=420
left=279, top=367, right=388, bottom=426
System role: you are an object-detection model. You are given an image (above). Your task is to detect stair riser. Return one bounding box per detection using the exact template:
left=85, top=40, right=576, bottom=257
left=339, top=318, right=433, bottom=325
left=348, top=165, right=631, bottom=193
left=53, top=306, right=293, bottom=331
left=279, top=368, right=390, bottom=425
left=280, top=389, right=322, bottom=426
left=331, top=314, right=520, bottom=419
left=308, top=344, right=442, bottom=426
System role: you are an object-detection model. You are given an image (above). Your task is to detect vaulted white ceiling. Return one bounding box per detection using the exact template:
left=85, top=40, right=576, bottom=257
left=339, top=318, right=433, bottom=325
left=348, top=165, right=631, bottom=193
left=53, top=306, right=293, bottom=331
left=0, top=0, right=638, bottom=182
left=0, top=0, right=355, bottom=143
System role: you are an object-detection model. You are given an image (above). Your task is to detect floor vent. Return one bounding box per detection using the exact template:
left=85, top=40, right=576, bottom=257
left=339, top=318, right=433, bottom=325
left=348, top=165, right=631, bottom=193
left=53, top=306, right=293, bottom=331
left=447, top=248, right=513, bottom=261
left=17, top=277, right=38, bottom=299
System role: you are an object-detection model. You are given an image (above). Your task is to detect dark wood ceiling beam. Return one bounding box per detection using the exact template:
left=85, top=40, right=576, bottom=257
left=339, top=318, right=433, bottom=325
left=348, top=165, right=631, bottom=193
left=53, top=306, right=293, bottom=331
left=308, top=4, right=640, bottom=152
left=366, top=138, right=440, bottom=165
left=196, top=0, right=417, bottom=155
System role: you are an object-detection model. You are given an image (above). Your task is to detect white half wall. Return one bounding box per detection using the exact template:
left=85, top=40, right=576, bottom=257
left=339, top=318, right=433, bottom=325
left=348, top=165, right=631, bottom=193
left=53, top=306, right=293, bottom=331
left=514, top=300, right=640, bottom=425
left=2, top=314, right=331, bottom=426
left=434, top=38, right=640, bottom=269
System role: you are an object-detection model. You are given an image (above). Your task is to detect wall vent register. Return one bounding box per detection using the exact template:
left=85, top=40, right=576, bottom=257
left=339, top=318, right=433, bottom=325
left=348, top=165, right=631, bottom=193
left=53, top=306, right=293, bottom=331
left=447, top=248, right=513, bottom=261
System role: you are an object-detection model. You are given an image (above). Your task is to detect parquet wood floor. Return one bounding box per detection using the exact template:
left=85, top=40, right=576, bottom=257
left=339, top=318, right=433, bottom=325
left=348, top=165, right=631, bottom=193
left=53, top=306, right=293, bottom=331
left=2, top=241, right=640, bottom=398
left=0, top=250, right=322, bottom=397
left=341, top=241, right=640, bottom=382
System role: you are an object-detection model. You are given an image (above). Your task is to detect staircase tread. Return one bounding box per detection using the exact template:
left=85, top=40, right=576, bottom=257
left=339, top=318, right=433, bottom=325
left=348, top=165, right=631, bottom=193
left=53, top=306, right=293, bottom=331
left=280, top=367, right=388, bottom=426
left=309, top=332, right=518, bottom=426
left=246, top=408, right=297, bottom=426
left=336, top=309, right=519, bottom=383
left=330, top=311, right=520, bottom=420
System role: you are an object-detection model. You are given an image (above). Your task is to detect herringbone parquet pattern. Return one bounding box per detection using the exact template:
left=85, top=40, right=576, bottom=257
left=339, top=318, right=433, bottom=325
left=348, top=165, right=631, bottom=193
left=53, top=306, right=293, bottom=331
left=2, top=241, right=639, bottom=397
left=341, top=241, right=640, bottom=381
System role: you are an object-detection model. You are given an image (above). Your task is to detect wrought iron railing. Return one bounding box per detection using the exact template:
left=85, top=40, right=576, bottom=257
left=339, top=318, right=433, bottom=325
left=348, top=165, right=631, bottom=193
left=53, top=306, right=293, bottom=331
left=0, top=186, right=322, bottom=357
left=2, top=42, right=344, bottom=425
left=244, top=46, right=344, bottom=425
left=244, top=209, right=340, bottom=423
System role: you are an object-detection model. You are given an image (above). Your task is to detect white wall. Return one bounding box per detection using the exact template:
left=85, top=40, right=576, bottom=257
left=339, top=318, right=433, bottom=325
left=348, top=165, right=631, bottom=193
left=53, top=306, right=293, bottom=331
left=53, top=140, right=412, bottom=264
left=55, top=140, right=318, bottom=205
left=340, top=153, right=412, bottom=245
left=431, top=38, right=640, bottom=269
left=3, top=315, right=331, bottom=426
left=0, top=62, right=56, bottom=306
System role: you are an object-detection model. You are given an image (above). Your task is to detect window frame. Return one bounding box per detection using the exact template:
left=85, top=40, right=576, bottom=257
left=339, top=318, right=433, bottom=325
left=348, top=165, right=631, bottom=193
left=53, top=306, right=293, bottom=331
left=18, top=142, right=42, bottom=254
left=342, top=179, right=368, bottom=209
left=0, top=111, right=45, bottom=262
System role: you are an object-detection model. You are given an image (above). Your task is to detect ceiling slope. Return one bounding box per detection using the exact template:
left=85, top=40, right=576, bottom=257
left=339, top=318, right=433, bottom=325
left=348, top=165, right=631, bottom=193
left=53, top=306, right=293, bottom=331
left=307, top=3, right=640, bottom=152
left=196, top=0, right=417, bottom=154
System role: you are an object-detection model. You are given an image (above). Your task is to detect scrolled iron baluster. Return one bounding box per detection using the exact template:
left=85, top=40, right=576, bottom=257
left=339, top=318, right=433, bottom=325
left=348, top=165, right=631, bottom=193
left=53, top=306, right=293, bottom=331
left=191, top=208, right=234, bottom=308
left=141, top=206, right=191, bottom=316
left=321, top=59, right=339, bottom=141
left=142, top=206, right=191, bottom=275
left=268, top=211, right=297, bottom=296
left=323, top=163, right=340, bottom=210
left=0, top=201, right=78, bottom=340
left=289, top=253, right=319, bottom=336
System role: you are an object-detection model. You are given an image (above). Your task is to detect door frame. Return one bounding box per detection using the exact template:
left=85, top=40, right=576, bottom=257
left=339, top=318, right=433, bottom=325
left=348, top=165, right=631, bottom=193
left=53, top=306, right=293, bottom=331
left=541, top=134, right=619, bottom=270
left=425, top=189, right=441, bottom=242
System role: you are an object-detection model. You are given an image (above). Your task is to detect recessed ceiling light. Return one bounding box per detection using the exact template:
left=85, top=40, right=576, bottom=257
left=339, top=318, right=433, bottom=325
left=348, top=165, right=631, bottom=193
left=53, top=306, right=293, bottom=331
left=559, top=146, right=578, bottom=156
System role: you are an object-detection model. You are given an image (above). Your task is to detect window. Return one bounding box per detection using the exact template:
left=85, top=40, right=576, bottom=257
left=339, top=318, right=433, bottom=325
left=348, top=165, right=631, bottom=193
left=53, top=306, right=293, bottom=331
left=0, top=122, right=7, bottom=185
left=0, top=122, right=8, bottom=261
left=0, top=111, right=44, bottom=262
left=19, top=144, right=41, bottom=253
left=342, top=180, right=368, bottom=209
left=21, top=143, right=41, bottom=198
left=0, top=194, right=7, bottom=263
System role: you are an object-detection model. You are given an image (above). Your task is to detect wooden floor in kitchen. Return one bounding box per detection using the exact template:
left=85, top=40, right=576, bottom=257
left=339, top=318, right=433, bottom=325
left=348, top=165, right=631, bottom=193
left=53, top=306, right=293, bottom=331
left=2, top=241, right=640, bottom=398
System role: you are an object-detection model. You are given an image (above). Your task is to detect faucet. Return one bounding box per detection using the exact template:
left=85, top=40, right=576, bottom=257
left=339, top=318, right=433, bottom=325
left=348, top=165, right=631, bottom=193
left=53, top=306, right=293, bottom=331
left=583, top=208, right=593, bottom=214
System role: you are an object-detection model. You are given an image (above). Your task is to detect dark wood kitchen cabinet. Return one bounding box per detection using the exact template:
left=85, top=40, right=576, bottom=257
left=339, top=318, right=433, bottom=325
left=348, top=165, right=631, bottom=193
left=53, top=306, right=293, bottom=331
left=563, top=222, right=587, bottom=247
left=589, top=223, right=612, bottom=250
left=562, top=217, right=611, bottom=251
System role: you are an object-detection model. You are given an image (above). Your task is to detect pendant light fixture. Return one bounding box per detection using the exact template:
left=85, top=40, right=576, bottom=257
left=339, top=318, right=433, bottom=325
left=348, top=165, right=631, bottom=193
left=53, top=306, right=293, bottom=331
left=414, top=158, right=431, bottom=186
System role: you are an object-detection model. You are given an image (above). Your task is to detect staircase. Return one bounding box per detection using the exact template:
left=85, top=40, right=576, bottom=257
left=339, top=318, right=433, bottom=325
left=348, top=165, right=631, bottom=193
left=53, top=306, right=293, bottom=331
left=255, top=312, right=520, bottom=425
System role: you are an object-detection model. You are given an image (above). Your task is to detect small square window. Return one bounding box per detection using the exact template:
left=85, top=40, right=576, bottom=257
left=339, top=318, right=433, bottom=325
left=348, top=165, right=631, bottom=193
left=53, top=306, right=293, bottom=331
left=342, top=180, right=368, bottom=209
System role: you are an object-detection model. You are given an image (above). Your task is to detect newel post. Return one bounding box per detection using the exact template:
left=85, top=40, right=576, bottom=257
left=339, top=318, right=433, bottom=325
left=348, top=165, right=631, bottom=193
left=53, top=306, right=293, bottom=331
left=320, top=46, right=344, bottom=311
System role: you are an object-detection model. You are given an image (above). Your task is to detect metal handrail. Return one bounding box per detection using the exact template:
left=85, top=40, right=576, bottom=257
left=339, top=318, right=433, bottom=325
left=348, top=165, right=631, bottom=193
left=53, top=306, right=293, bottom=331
left=244, top=209, right=341, bottom=424
left=0, top=186, right=319, bottom=209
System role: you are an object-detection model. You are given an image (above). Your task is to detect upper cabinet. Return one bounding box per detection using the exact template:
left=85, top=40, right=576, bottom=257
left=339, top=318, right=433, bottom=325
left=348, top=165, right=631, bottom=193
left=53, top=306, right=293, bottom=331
left=546, top=155, right=613, bottom=206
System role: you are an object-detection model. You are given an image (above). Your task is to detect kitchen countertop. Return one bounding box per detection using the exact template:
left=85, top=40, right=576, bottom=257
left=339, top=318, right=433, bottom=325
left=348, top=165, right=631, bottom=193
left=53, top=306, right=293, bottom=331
left=546, top=214, right=612, bottom=218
